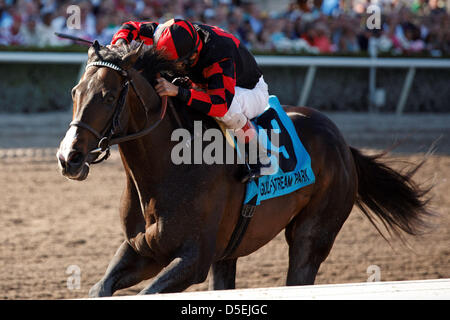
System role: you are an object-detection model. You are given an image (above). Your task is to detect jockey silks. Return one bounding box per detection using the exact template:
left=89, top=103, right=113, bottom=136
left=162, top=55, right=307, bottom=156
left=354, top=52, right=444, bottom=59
left=111, top=19, right=263, bottom=118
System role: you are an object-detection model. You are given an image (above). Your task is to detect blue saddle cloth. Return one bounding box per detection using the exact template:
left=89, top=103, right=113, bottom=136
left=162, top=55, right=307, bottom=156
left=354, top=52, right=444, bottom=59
left=242, top=96, right=315, bottom=206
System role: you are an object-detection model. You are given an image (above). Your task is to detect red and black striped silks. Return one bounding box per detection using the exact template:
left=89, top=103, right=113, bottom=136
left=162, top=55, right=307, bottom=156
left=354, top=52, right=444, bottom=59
left=111, top=20, right=263, bottom=118
left=177, top=58, right=236, bottom=117
left=111, top=21, right=158, bottom=45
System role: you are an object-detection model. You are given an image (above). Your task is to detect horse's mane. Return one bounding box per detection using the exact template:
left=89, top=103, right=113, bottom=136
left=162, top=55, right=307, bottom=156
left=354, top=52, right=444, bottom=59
left=87, top=42, right=209, bottom=131
left=87, top=41, right=186, bottom=84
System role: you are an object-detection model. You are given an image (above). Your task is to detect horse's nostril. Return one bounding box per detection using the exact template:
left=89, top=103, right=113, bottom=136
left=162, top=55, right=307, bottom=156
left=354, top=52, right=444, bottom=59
left=68, top=151, right=84, bottom=166
left=58, top=153, right=67, bottom=169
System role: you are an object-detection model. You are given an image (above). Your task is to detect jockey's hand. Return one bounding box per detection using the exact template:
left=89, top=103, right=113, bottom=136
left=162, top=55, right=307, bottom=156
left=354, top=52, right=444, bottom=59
left=172, top=76, right=193, bottom=89
left=155, top=77, right=179, bottom=97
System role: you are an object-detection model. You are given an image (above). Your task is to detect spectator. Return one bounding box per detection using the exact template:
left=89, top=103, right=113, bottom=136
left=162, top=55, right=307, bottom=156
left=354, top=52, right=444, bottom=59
left=0, top=0, right=448, bottom=57
left=19, top=16, right=41, bottom=47
left=0, top=0, right=13, bottom=29
left=1, top=15, right=24, bottom=46
left=88, top=15, right=115, bottom=44
left=77, top=0, right=96, bottom=38
left=270, top=18, right=289, bottom=49
left=253, top=28, right=274, bottom=52
left=242, top=0, right=264, bottom=35
left=428, top=0, right=446, bottom=16
left=302, top=22, right=333, bottom=53
left=338, top=25, right=360, bottom=53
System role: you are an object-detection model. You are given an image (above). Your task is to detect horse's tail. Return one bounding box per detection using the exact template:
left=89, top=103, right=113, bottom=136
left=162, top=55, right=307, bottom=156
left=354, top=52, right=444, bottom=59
left=350, top=146, right=434, bottom=241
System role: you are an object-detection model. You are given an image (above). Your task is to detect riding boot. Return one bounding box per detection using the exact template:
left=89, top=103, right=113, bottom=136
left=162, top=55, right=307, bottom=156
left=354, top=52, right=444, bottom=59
left=236, top=120, right=276, bottom=183
left=241, top=149, right=274, bottom=184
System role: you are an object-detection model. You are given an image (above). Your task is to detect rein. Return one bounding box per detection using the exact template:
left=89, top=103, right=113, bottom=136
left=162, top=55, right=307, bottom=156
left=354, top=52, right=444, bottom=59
left=70, top=61, right=168, bottom=164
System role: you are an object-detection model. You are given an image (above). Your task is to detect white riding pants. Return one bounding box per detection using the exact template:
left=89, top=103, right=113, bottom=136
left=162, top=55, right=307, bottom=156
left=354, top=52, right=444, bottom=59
left=215, top=76, right=269, bottom=130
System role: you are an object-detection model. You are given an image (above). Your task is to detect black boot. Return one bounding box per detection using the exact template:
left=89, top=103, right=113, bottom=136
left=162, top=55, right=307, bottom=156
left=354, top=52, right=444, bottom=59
left=241, top=160, right=274, bottom=183
left=235, top=119, right=277, bottom=183
left=240, top=139, right=276, bottom=183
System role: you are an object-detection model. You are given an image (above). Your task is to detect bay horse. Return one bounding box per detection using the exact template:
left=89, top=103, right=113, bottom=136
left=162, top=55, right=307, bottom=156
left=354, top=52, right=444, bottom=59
left=57, top=42, right=432, bottom=297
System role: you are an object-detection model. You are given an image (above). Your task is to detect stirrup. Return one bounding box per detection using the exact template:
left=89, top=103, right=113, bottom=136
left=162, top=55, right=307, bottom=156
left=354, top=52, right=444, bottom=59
left=240, top=161, right=272, bottom=184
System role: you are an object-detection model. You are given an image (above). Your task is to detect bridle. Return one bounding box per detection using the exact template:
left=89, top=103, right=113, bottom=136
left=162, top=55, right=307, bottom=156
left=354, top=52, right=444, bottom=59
left=69, top=60, right=168, bottom=164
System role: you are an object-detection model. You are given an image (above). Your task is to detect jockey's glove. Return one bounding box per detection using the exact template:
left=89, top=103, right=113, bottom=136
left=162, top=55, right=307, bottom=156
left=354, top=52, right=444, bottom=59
left=172, top=77, right=193, bottom=89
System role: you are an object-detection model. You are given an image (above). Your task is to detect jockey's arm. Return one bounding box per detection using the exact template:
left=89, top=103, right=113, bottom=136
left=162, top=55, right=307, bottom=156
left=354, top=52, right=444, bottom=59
left=176, top=58, right=236, bottom=118
left=111, top=21, right=158, bottom=45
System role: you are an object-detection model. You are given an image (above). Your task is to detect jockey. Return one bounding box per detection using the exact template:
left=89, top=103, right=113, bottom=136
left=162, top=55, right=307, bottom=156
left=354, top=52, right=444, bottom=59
left=111, top=19, right=272, bottom=182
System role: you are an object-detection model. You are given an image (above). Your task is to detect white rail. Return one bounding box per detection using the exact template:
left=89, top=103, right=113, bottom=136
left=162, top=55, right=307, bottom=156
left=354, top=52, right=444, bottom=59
left=1, top=52, right=450, bottom=114
left=255, top=56, right=450, bottom=68
left=0, top=51, right=86, bottom=63
left=97, top=279, right=450, bottom=300
left=1, top=52, right=449, bottom=67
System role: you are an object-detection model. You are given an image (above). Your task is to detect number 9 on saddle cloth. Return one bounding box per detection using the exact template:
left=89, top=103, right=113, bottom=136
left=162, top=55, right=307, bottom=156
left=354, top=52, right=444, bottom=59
left=231, top=96, right=315, bottom=207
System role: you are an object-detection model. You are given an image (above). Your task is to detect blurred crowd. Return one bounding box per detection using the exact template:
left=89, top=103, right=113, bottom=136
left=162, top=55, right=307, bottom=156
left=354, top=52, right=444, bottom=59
left=0, top=0, right=449, bottom=56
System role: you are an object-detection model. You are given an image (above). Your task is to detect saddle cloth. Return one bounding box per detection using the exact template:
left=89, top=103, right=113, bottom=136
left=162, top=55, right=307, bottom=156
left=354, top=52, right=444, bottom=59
left=241, top=96, right=315, bottom=206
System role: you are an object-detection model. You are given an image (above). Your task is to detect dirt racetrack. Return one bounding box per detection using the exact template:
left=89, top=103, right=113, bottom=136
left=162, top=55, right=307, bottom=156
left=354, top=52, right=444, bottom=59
left=0, top=111, right=449, bottom=299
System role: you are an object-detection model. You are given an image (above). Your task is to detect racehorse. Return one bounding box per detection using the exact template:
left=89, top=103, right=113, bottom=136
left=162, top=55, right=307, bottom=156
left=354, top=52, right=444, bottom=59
left=57, top=42, right=432, bottom=297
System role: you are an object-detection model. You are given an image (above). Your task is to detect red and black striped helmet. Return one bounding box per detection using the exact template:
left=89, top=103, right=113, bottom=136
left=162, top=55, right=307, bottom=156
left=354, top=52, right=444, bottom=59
left=154, top=19, right=202, bottom=62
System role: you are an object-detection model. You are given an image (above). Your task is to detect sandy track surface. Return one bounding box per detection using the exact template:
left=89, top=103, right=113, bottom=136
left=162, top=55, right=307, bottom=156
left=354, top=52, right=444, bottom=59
left=0, top=111, right=448, bottom=299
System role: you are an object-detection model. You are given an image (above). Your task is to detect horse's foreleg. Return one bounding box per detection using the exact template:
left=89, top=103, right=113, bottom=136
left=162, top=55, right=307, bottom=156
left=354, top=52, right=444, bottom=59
left=208, top=258, right=237, bottom=290
left=89, top=240, right=163, bottom=297
left=138, top=241, right=209, bottom=294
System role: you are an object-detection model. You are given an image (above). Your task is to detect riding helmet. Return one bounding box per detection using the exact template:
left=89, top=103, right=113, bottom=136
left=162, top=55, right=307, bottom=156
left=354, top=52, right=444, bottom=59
left=154, top=19, right=202, bottom=63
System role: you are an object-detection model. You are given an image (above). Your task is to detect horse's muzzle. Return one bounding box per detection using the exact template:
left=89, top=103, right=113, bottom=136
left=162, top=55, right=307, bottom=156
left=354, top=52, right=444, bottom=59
left=57, top=150, right=90, bottom=181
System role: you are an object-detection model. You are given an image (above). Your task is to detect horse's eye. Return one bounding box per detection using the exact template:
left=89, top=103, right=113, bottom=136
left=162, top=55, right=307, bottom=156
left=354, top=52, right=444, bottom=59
left=105, top=95, right=115, bottom=104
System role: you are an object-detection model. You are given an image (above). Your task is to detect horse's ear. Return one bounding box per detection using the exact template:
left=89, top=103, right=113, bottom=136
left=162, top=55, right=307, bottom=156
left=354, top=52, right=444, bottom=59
left=121, top=41, right=145, bottom=70
left=88, top=40, right=102, bottom=58
left=93, top=40, right=101, bottom=51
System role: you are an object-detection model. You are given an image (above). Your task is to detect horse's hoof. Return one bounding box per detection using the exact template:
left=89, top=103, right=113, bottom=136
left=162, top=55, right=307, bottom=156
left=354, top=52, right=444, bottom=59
left=88, top=282, right=112, bottom=298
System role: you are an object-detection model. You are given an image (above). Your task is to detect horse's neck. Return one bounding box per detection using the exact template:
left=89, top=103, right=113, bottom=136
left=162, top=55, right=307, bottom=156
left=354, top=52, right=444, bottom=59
left=113, top=68, right=173, bottom=193
left=118, top=96, right=175, bottom=195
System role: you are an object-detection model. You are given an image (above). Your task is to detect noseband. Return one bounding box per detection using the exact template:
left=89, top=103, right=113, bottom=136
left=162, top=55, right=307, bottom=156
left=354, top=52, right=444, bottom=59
left=69, top=61, right=167, bottom=164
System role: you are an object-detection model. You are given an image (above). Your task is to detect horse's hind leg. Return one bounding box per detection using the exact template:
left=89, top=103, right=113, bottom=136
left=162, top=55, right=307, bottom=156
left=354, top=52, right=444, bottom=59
left=208, top=258, right=237, bottom=290
left=285, top=179, right=356, bottom=285
left=89, top=241, right=164, bottom=297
